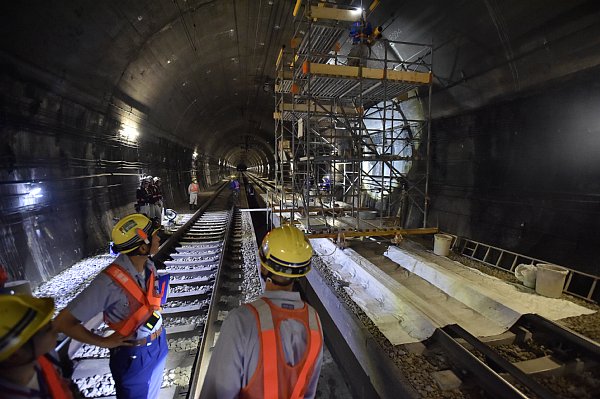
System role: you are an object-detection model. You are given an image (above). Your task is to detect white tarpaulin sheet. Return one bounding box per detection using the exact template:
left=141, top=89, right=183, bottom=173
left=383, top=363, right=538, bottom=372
left=384, top=243, right=595, bottom=327
left=311, top=238, right=525, bottom=344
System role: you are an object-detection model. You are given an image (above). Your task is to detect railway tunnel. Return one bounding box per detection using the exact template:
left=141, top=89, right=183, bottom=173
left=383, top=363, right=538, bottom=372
left=1, top=1, right=599, bottom=398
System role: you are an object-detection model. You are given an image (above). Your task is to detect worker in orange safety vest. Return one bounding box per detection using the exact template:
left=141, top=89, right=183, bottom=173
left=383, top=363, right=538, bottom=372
left=0, top=294, right=75, bottom=398
left=188, top=178, right=200, bottom=210
left=200, top=225, right=323, bottom=399
left=54, top=214, right=168, bottom=399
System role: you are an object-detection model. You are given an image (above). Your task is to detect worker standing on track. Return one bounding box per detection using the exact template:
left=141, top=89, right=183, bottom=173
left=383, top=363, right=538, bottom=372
left=136, top=177, right=151, bottom=215
left=151, top=176, right=163, bottom=224
left=230, top=178, right=240, bottom=193
left=54, top=214, right=168, bottom=399
left=188, top=178, right=199, bottom=210
left=0, top=294, right=75, bottom=398
left=200, top=225, right=323, bottom=399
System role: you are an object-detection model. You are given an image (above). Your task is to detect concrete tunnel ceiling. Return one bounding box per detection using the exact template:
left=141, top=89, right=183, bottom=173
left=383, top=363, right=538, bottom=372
left=2, top=1, right=599, bottom=168
left=1, top=0, right=303, bottom=168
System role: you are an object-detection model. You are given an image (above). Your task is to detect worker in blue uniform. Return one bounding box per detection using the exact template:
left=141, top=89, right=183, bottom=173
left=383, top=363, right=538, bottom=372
left=348, top=11, right=382, bottom=67
left=200, top=225, right=323, bottom=399
left=54, top=214, right=168, bottom=399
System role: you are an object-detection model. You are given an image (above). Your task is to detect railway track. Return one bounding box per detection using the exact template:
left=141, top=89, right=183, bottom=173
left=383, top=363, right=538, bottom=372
left=431, top=314, right=600, bottom=398
left=65, top=182, right=254, bottom=398
left=307, top=236, right=600, bottom=398
left=51, top=172, right=600, bottom=398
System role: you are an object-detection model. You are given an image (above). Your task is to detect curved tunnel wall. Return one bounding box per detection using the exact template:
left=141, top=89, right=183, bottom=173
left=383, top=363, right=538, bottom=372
left=408, top=65, right=600, bottom=275
left=1, top=0, right=599, bottom=285
left=0, top=60, right=219, bottom=287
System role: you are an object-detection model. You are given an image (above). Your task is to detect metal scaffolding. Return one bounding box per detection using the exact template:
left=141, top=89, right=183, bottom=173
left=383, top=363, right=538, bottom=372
left=274, top=2, right=433, bottom=232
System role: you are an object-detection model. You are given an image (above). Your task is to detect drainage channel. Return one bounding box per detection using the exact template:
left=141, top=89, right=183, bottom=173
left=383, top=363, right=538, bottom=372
left=70, top=189, right=247, bottom=398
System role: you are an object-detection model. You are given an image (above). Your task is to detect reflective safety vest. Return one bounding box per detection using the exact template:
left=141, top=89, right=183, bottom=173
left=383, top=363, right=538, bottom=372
left=103, top=263, right=164, bottom=337
left=239, top=297, right=322, bottom=399
left=38, top=355, right=74, bottom=399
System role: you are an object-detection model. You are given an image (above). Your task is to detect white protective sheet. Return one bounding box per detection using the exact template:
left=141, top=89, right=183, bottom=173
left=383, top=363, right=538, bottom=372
left=384, top=243, right=595, bottom=327
left=312, top=239, right=515, bottom=344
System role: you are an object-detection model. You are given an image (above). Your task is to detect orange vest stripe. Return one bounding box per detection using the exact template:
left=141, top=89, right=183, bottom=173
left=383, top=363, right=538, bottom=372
left=262, top=329, right=279, bottom=399
left=103, top=263, right=163, bottom=336
left=290, top=314, right=322, bottom=399
left=38, top=355, right=73, bottom=399
left=240, top=298, right=322, bottom=399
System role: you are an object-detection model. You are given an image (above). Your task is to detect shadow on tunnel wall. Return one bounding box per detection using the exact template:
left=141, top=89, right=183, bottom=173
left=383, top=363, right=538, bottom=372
left=0, top=65, right=211, bottom=287
left=408, top=65, right=600, bottom=276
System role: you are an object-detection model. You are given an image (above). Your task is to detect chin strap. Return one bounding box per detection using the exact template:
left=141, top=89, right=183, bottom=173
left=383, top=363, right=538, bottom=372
left=261, top=271, right=292, bottom=287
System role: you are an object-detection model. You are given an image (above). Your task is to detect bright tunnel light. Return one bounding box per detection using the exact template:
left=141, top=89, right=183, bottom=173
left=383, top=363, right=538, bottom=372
left=29, top=186, right=43, bottom=197
left=119, top=124, right=139, bottom=141
left=351, top=7, right=364, bottom=16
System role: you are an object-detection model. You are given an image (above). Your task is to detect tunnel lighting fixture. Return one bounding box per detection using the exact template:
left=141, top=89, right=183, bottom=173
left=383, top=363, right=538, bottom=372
left=351, top=7, right=364, bottom=16
left=119, top=125, right=139, bottom=141
left=29, top=186, right=43, bottom=198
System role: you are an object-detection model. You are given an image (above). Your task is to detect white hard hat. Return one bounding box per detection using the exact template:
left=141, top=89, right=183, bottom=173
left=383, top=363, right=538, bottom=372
left=153, top=176, right=161, bottom=182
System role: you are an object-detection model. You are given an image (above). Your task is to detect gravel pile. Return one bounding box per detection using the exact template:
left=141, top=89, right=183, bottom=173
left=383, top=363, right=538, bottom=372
left=33, top=254, right=115, bottom=313
left=163, top=298, right=210, bottom=309
left=168, top=336, right=200, bottom=352
left=166, top=263, right=218, bottom=271
left=73, top=343, right=109, bottom=359
left=169, top=284, right=212, bottom=295
left=494, top=342, right=547, bottom=363
left=163, top=315, right=207, bottom=328
left=170, top=272, right=216, bottom=282
left=75, top=366, right=193, bottom=396
left=162, top=366, right=192, bottom=388
left=75, top=374, right=115, bottom=397
left=240, top=212, right=262, bottom=303
left=177, top=244, right=222, bottom=251
left=172, top=250, right=219, bottom=256
left=538, top=373, right=600, bottom=399
left=170, top=255, right=220, bottom=262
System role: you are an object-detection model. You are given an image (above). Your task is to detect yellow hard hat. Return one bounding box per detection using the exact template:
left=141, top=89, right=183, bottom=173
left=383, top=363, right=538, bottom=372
left=0, top=295, right=55, bottom=362
left=111, top=213, right=159, bottom=254
left=259, top=225, right=313, bottom=278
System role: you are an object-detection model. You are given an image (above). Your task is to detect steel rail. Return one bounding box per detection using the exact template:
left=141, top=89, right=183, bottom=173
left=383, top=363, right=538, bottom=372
left=433, top=328, right=529, bottom=399
left=517, top=313, right=600, bottom=359
left=443, top=324, right=557, bottom=399
left=153, top=181, right=229, bottom=263
left=186, top=205, right=237, bottom=399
